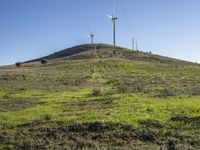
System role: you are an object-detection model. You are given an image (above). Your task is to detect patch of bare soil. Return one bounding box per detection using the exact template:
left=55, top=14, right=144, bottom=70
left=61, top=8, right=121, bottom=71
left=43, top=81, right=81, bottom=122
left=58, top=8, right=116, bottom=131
left=63, top=97, right=114, bottom=112
left=0, top=121, right=159, bottom=150
left=0, top=120, right=199, bottom=150
left=171, top=115, right=200, bottom=127
left=0, top=99, right=37, bottom=112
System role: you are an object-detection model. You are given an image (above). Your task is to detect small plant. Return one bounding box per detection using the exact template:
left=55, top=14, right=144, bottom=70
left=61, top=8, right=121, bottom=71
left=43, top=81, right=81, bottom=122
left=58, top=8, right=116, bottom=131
left=41, top=59, right=48, bottom=64
left=44, top=113, right=51, bottom=121
left=92, top=88, right=101, bottom=96
left=15, top=62, right=22, bottom=68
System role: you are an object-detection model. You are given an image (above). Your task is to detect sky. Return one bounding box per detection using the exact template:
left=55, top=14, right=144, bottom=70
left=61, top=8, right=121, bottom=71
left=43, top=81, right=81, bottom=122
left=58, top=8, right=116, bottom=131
left=0, top=0, right=200, bottom=65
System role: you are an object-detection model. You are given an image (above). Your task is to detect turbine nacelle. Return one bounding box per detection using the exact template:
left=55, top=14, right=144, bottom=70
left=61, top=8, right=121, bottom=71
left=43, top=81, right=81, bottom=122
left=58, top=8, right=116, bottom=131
left=107, top=15, right=117, bottom=20
left=90, top=33, right=94, bottom=37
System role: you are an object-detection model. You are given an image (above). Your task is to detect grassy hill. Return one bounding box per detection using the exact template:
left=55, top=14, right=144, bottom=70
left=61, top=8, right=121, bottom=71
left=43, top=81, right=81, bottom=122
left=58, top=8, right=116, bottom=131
left=0, top=44, right=200, bottom=149
left=27, top=44, right=196, bottom=65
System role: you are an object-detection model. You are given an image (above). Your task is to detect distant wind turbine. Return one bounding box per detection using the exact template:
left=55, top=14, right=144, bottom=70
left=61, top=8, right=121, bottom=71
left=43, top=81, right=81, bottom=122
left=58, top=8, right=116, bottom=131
left=87, top=25, right=95, bottom=44
left=88, top=32, right=94, bottom=44
left=132, top=38, right=135, bottom=50
left=135, top=40, right=138, bottom=50
left=107, top=5, right=118, bottom=46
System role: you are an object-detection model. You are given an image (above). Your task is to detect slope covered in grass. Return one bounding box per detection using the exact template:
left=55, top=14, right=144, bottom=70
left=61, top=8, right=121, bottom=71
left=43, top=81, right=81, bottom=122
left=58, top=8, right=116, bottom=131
left=27, top=44, right=196, bottom=65
left=0, top=45, right=199, bottom=149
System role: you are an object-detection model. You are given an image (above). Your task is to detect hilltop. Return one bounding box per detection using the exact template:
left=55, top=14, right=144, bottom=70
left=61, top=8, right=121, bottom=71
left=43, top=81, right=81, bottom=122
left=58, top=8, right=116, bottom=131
left=26, top=43, right=195, bottom=65
left=0, top=44, right=200, bottom=149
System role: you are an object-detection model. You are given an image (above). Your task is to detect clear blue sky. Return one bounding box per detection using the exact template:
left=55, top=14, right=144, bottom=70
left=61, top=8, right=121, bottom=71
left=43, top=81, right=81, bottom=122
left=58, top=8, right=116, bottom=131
left=0, top=0, right=200, bottom=65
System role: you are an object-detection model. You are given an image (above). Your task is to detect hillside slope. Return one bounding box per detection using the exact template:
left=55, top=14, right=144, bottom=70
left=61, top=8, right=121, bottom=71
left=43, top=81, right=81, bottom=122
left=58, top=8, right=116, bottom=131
left=0, top=44, right=200, bottom=149
left=26, top=43, right=196, bottom=65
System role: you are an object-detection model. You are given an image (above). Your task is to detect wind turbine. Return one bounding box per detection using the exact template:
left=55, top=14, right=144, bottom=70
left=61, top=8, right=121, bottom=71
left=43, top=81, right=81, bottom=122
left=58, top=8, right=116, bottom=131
left=132, top=38, right=135, bottom=50
left=135, top=40, right=138, bottom=50
left=87, top=25, right=95, bottom=44
left=88, top=32, right=95, bottom=44
left=107, top=5, right=118, bottom=46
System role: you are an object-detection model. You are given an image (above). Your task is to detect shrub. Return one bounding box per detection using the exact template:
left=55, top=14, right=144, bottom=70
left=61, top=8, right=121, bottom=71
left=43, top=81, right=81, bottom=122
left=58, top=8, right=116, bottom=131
left=41, top=59, right=48, bottom=64
left=44, top=113, right=51, bottom=121
left=16, top=62, right=22, bottom=68
left=92, top=88, right=101, bottom=96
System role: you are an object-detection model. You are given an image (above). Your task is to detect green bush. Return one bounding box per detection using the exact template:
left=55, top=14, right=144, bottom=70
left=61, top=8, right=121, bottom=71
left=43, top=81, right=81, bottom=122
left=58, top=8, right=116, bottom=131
left=41, top=59, right=48, bottom=64
left=16, top=62, right=22, bottom=68
left=92, top=88, right=101, bottom=96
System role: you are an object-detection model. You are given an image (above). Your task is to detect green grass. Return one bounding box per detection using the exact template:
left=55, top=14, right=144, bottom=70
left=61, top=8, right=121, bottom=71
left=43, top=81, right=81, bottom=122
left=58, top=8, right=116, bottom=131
left=0, top=55, right=200, bottom=149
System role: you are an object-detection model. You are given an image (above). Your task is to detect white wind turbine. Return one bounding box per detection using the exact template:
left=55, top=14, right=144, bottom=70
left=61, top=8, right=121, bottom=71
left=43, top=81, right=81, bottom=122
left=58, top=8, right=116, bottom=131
left=135, top=40, right=138, bottom=50
left=87, top=25, right=95, bottom=44
left=88, top=32, right=94, bottom=44
left=107, top=5, right=118, bottom=46
left=132, top=38, right=135, bottom=50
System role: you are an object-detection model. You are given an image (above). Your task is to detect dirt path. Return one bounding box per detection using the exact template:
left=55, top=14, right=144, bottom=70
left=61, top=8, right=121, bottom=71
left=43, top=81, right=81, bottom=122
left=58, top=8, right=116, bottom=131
left=91, top=46, right=104, bottom=84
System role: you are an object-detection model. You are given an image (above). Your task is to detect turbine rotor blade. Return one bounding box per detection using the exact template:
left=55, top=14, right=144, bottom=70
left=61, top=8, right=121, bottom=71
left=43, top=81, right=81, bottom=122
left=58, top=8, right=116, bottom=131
left=113, top=4, right=116, bottom=16
left=107, top=15, right=112, bottom=19
left=91, top=25, right=94, bottom=33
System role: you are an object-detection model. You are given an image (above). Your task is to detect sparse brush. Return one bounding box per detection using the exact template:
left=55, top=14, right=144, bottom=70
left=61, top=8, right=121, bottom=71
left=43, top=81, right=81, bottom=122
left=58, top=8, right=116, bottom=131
left=155, top=89, right=176, bottom=97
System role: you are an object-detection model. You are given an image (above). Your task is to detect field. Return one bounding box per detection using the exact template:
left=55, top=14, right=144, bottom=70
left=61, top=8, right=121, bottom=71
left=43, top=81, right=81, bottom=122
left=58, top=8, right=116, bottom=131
left=0, top=45, right=200, bottom=149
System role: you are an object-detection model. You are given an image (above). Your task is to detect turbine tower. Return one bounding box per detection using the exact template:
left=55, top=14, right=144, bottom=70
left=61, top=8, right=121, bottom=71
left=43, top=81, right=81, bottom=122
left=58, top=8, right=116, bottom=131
left=135, top=40, right=138, bottom=50
left=132, top=38, right=135, bottom=50
left=89, top=32, right=94, bottom=44
left=107, top=6, right=118, bottom=46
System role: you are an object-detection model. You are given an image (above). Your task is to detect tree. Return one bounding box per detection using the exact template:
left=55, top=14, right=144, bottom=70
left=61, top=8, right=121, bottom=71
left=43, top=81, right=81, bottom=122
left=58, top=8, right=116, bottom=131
left=15, top=62, right=22, bottom=68
left=41, top=59, right=48, bottom=64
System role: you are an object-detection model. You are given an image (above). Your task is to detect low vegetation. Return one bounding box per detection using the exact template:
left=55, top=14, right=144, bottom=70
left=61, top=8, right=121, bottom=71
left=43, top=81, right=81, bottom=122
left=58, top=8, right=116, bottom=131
left=0, top=44, right=199, bottom=149
left=41, top=59, right=48, bottom=64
